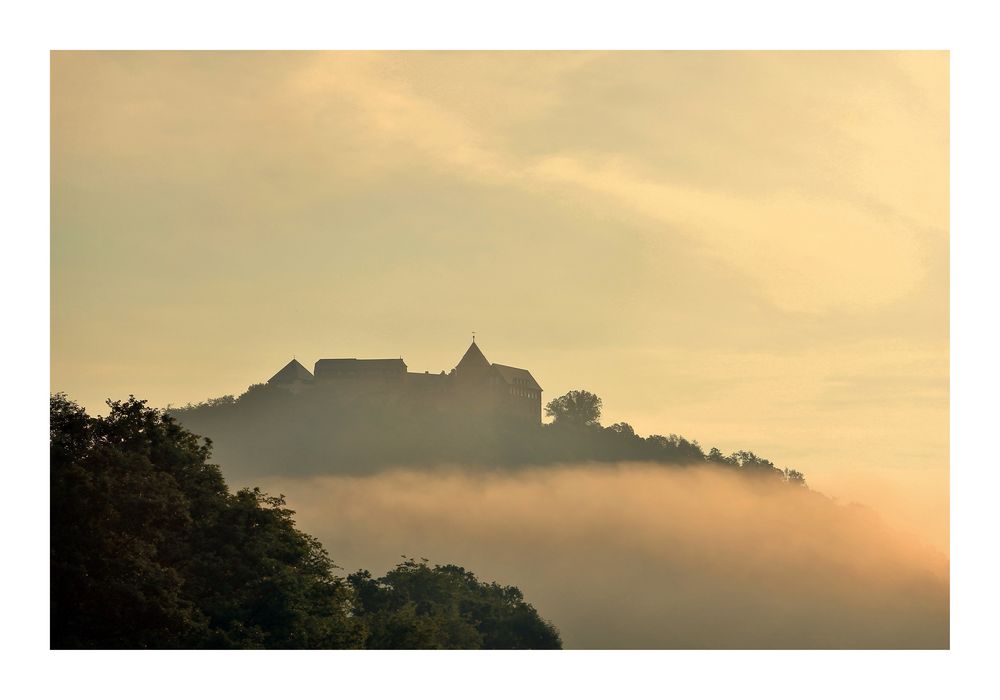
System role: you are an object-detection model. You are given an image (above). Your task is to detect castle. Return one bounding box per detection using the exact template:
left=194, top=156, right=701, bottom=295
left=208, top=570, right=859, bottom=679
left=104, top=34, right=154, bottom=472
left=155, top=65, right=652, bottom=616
left=266, top=340, right=543, bottom=424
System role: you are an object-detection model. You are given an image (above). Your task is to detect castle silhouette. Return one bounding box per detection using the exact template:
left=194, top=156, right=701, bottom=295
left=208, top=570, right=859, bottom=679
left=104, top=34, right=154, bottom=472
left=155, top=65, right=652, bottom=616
left=266, top=340, right=543, bottom=424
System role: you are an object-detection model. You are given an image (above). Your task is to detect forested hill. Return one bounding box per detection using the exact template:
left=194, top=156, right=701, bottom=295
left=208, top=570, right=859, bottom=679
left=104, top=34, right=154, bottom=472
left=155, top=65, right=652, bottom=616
left=168, top=384, right=806, bottom=486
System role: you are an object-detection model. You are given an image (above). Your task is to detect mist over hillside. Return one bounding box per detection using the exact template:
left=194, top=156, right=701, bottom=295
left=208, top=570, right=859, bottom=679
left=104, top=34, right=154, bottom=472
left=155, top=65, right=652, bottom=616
left=265, top=464, right=949, bottom=649
left=165, top=379, right=950, bottom=648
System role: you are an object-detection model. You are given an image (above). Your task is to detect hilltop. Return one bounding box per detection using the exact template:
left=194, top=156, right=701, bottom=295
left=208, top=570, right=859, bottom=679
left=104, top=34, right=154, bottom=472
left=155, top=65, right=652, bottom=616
left=169, top=350, right=805, bottom=486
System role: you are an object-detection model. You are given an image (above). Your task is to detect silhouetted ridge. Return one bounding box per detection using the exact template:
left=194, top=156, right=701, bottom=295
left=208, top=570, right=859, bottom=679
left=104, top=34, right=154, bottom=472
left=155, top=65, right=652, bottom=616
left=169, top=342, right=805, bottom=486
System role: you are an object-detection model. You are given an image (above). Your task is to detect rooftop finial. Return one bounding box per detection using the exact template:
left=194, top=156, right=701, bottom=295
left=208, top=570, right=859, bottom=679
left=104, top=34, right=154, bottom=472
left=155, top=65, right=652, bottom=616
left=472, top=331, right=476, bottom=343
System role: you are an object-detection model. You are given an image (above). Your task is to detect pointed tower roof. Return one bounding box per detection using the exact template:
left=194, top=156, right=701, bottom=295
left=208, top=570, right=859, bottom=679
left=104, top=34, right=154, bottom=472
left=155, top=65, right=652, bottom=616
left=268, top=358, right=314, bottom=384
left=456, top=340, right=490, bottom=373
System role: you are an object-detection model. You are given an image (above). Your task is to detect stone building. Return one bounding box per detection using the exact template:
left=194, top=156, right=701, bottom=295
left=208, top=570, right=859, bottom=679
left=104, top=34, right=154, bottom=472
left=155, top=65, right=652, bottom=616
left=267, top=340, right=542, bottom=424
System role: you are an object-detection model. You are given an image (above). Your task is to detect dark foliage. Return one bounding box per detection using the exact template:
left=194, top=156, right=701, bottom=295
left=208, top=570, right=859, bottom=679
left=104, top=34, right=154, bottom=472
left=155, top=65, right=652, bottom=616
left=544, top=389, right=602, bottom=426
left=50, top=393, right=359, bottom=649
left=348, top=559, right=562, bottom=649
left=50, top=394, right=562, bottom=649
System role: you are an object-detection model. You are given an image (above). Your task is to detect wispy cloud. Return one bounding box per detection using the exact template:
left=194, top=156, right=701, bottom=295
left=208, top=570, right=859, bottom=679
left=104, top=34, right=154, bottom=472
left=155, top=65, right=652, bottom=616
left=287, top=51, right=945, bottom=313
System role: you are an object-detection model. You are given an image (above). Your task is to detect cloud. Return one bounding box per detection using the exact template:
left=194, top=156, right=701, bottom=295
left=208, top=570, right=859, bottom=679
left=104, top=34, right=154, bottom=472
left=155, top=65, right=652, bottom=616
left=53, top=53, right=946, bottom=318
left=529, top=155, right=926, bottom=312
left=258, top=463, right=949, bottom=649
left=286, top=52, right=942, bottom=314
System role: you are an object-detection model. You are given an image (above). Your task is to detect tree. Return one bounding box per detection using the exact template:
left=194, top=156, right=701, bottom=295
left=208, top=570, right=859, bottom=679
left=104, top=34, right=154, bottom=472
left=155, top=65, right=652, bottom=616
left=784, top=468, right=807, bottom=486
left=50, top=393, right=359, bottom=649
left=545, top=389, right=603, bottom=427
left=348, top=559, right=562, bottom=649
left=726, top=450, right=784, bottom=480
left=706, top=447, right=731, bottom=465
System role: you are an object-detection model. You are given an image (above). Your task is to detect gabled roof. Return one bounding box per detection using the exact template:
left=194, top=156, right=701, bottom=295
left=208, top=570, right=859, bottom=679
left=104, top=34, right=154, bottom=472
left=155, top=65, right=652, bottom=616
left=492, top=363, right=542, bottom=391
left=456, top=340, right=491, bottom=372
left=314, top=358, right=407, bottom=374
left=268, top=358, right=314, bottom=384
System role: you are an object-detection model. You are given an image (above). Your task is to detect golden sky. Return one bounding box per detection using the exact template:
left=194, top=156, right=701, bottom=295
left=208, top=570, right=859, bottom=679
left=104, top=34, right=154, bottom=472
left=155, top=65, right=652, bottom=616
left=51, top=51, right=949, bottom=548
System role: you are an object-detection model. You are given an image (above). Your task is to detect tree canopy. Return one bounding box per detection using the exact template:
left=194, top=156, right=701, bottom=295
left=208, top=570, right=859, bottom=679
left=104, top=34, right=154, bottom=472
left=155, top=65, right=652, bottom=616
left=544, top=389, right=603, bottom=426
left=348, top=559, right=561, bottom=649
left=51, top=393, right=359, bottom=649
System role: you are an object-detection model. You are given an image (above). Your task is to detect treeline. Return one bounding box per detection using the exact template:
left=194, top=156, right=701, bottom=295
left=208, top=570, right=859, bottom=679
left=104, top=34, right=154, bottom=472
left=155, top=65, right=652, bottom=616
left=50, top=394, right=561, bottom=650
left=169, top=385, right=805, bottom=486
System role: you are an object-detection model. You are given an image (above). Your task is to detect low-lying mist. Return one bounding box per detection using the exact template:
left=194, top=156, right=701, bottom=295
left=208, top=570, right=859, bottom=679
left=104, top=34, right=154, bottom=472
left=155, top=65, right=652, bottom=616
left=254, top=463, right=948, bottom=649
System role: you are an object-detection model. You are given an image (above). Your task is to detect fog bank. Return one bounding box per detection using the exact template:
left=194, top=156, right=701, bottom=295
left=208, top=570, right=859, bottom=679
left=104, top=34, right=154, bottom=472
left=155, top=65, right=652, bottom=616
left=255, top=463, right=948, bottom=649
